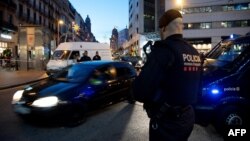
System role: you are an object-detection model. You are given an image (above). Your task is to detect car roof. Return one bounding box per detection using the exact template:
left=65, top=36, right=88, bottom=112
left=75, top=61, right=131, bottom=67
left=223, top=35, right=250, bottom=43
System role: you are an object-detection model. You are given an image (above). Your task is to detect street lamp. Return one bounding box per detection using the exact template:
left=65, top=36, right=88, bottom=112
left=176, top=0, right=183, bottom=14
left=57, top=20, right=64, bottom=45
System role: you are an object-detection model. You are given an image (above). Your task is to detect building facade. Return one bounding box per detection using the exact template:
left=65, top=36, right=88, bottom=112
left=110, top=27, right=119, bottom=52
left=166, top=0, right=250, bottom=53
left=128, top=0, right=165, bottom=56
left=118, top=27, right=129, bottom=48
left=128, top=0, right=250, bottom=56
left=0, top=0, right=96, bottom=70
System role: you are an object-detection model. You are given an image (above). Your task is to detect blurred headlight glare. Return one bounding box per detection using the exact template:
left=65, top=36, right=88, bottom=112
left=12, top=90, right=24, bottom=104
left=31, top=96, right=59, bottom=107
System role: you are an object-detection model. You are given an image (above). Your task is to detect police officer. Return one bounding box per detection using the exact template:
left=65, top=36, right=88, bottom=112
left=133, top=9, right=201, bottom=141
left=93, top=51, right=101, bottom=60
left=80, top=50, right=91, bottom=61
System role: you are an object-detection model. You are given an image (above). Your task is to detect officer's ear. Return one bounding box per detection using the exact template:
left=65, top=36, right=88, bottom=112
left=161, top=26, right=166, bottom=32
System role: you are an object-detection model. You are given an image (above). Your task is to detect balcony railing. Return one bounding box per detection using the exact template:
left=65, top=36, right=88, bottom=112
left=0, top=20, right=18, bottom=32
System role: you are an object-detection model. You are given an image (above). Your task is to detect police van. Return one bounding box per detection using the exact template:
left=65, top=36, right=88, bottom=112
left=195, top=33, right=250, bottom=132
left=46, top=42, right=112, bottom=74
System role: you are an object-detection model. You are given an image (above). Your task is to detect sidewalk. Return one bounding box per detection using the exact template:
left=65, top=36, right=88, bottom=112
left=0, top=68, right=48, bottom=90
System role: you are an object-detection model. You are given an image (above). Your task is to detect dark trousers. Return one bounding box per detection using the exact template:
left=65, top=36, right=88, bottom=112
left=149, top=106, right=195, bottom=141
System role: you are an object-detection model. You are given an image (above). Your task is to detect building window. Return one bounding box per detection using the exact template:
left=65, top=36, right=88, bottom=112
left=220, top=20, right=250, bottom=28
left=0, top=11, right=3, bottom=22
left=39, top=2, right=42, bottom=12
left=185, top=20, right=250, bottom=30
left=34, top=12, right=36, bottom=23
left=43, top=19, right=46, bottom=26
left=129, top=23, right=133, bottom=28
left=227, top=5, right=235, bottom=11
left=222, top=5, right=228, bottom=11
left=39, top=16, right=42, bottom=25
left=241, top=20, right=248, bottom=27
left=184, top=2, right=250, bottom=14
left=27, top=8, right=30, bottom=20
left=144, top=0, right=155, bottom=33
left=19, top=4, right=23, bottom=16
left=206, top=7, right=212, bottom=12
left=221, top=22, right=227, bottom=28
left=33, top=0, right=36, bottom=7
left=8, top=15, right=13, bottom=24
left=200, top=23, right=211, bottom=29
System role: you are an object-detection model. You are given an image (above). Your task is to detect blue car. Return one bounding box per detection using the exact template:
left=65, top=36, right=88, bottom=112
left=195, top=33, right=250, bottom=133
left=12, top=61, right=136, bottom=125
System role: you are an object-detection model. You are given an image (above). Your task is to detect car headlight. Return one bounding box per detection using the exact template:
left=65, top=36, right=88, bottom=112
left=31, top=96, right=59, bottom=108
left=12, top=90, right=24, bottom=104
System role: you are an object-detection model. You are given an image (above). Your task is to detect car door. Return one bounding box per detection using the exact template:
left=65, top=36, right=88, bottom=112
left=113, top=63, right=137, bottom=99
left=88, top=65, right=119, bottom=105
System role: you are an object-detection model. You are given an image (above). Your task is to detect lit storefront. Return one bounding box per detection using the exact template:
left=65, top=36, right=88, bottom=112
left=0, top=32, right=16, bottom=55
left=186, top=38, right=212, bottom=54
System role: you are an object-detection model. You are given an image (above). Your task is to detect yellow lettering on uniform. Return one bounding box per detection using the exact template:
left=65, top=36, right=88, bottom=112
left=183, top=54, right=201, bottom=63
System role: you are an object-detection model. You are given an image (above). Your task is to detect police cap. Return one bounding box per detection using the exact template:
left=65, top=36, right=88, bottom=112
left=159, top=9, right=182, bottom=28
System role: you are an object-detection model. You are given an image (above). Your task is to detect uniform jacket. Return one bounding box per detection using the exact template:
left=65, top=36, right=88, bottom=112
left=133, top=34, right=202, bottom=106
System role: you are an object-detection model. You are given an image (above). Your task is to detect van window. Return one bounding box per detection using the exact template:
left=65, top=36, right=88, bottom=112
left=52, top=50, right=71, bottom=60
left=69, top=51, right=80, bottom=59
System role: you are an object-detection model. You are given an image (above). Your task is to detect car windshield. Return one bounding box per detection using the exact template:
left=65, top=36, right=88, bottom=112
left=52, top=65, right=95, bottom=83
left=52, top=50, right=71, bottom=60
left=206, top=40, right=247, bottom=62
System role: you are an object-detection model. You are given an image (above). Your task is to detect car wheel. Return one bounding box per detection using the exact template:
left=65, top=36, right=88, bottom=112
left=66, top=104, right=88, bottom=127
left=215, top=105, right=248, bottom=134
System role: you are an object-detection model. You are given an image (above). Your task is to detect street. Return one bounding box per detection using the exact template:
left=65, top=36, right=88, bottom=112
left=0, top=86, right=223, bottom=141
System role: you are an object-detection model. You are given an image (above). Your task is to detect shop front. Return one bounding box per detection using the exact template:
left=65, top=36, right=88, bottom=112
left=186, top=38, right=212, bottom=54
left=0, top=31, right=17, bottom=68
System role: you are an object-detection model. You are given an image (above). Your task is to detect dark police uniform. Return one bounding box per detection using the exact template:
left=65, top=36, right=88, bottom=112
left=93, top=55, right=101, bottom=60
left=133, top=34, right=201, bottom=141
left=80, top=55, right=91, bottom=61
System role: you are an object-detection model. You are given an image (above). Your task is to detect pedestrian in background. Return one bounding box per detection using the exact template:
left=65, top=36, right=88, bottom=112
left=133, top=9, right=201, bottom=141
left=80, top=50, right=91, bottom=62
left=93, top=51, right=101, bottom=60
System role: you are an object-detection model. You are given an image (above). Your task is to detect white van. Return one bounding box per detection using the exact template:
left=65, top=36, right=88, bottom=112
left=46, top=42, right=112, bottom=73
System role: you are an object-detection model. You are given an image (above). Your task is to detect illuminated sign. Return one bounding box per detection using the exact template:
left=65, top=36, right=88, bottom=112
left=0, top=34, right=12, bottom=40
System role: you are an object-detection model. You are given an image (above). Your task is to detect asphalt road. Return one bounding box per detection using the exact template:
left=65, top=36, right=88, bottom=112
left=0, top=86, right=224, bottom=141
